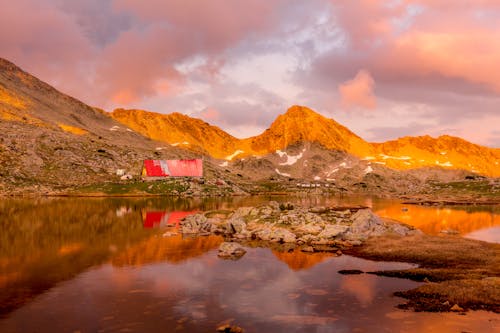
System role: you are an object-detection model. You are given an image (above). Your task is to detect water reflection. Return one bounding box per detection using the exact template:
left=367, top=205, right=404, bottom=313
left=112, top=235, right=222, bottom=267
left=1, top=245, right=497, bottom=333
left=0, top=196, right=499, bottom=325
left=373, top=203, right=499, bottom=235
left=142, top=210, right=197, bottom=228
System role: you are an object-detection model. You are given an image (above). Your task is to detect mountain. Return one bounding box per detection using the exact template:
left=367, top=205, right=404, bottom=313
left=111, top=106, right=500, bottom=177
left=0, top=58, right=192, bottom=193
left=241, top=105, right=372, bottom=157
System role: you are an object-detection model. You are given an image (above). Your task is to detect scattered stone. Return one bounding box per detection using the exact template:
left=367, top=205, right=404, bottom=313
left=218, top=242, right=247, bottom=259
left=450, top=304, right=464, bottom=312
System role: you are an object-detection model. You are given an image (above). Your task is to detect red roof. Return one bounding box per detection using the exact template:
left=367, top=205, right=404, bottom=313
left=143, top=159, right=203, bottom=177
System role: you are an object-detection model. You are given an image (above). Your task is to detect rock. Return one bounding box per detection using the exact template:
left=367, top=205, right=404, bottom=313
left=226, top=216, right=247, bottom=234
left=218, top=242, right=246, bottom=259
left=231, top=207, right=253, bottom=218
left=181, top=214, right=210, bottom=234
left=309, top=206, right=328, bottom=214
left=338, top=269, right=364, bottom=275
left=269, top=228, right=297, bottom=243
left=343, top=209, right=388, bottom=240
left=301, top=246, right=315, bottom=253
left=268, top=201, right=281, bottom=213
left=298, top=234, right=319, bottom=244
left=255, top=228, right=273, bottom=241
left=162, top=231, right=177, bottom=237
left=295, top=223, right=323, bottom=235
left=450, top=304, right=464, bottom=312
left=317, top=224, right=349, bottom=239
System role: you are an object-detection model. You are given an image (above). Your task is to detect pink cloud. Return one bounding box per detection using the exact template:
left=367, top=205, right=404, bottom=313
left=339, top=70, right=377, bottom=109
left=198, top=108, right=221, bottom=121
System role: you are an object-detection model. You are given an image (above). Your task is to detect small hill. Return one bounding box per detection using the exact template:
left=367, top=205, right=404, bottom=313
left=111, top=108, right=240, bottom=159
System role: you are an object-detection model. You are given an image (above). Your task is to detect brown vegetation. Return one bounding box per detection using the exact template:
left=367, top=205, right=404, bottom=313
left=346, top=234, right=500, bottom=312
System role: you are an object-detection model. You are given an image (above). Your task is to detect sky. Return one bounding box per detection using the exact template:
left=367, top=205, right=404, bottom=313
left=1, top=0, right=500, bottom=147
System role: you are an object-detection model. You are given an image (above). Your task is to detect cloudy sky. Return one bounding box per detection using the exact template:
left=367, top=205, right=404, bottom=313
left=1, top=0, right=500, bottom=146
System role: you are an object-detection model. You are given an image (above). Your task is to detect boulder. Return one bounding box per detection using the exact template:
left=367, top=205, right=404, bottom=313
left=218, top=242, right=247, bottom=259
left=270, top=228, right=297, bottom=243
left=181, top=214, right=209, bottom=234
left=295, top=223, right=323, bottom=235
left=346, top=209, right=386, bottom=239
left=226, top=216, right=247, bottom=234
left=318, top=224, right=349, bottom=239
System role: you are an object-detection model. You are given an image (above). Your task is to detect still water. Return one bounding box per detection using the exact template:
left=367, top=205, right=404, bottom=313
left=0, top=196, right=499, bottom=332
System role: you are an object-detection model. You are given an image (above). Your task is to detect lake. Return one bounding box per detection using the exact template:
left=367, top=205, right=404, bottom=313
left=0, top=196, right=498, bottom=332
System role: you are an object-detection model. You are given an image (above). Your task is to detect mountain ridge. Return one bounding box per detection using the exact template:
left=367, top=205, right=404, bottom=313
left=110, top=106, right=500, bottom=177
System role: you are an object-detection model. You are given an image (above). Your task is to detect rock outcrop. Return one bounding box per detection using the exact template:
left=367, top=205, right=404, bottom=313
left=180, top=201, right=421, bottom=253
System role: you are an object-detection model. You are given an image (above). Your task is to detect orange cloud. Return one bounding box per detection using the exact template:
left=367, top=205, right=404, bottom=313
left=390, top=30, right=500, bottom=93
left=339, top=70, right=377, bottom=109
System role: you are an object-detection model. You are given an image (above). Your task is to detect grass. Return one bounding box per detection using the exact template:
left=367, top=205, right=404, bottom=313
left=346, top=234, right=500, bottom=312
left=424, top=180, right=499, bottom=199
left=75, top=179, right=190, bottom=195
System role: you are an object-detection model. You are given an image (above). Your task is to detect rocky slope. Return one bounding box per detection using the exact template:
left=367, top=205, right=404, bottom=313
left=0, top=58, right=199, bottom=193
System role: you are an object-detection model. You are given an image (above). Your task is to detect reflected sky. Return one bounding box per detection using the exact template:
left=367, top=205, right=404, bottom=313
left=1, top=246, right=498, bottom=333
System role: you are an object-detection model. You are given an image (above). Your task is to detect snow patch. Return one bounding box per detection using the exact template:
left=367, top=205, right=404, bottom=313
left=364, top=166, right=373, bottom=174
left=404, top=162, right=411, bottom=165
left=326, top=178, right=336, bottom=182
left=440, top=151, right=447, bottom=155
left=275, top=169, right=291, bottom=177
left=374, top=161, right=386, bottom=165
left=339, top=162, right=347, bottom=167
left=280, top=151, right=305, bottom=165
left=226, top=150, right=244, bottom=160
left=126, top=128, right=133, bottom=132
left=379, top=154, right=411, bottom=160
left=314, top=176, right=321, bottom=181
left=276, top=150, right=286, bottom=158
left=110, top=126, right=120, bottom=131
left=155, top=147, right=168, bottom=151
left=182, top=141, right=189, bottom=145
left=326, top=168, right=339, bottom=177
left=219, top=161, right=228, bottom=167
left=171, top=142, right=180, bottom=147
left=362, top=156, right=375, bottom=160
left=436, top=161, right=453, bottom=167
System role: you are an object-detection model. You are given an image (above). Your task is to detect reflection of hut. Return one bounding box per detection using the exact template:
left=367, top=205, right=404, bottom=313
left=141, top=159, right=203, bottom=180
left=142, top=210, right=197, bottom=228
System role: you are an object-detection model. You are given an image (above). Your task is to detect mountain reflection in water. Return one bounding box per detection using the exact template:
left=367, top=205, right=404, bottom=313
left=0, top=196, right=499, bottom=332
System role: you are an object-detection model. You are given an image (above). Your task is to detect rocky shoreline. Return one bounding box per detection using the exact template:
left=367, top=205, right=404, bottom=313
left=175, top=201, right=421, bottom=259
